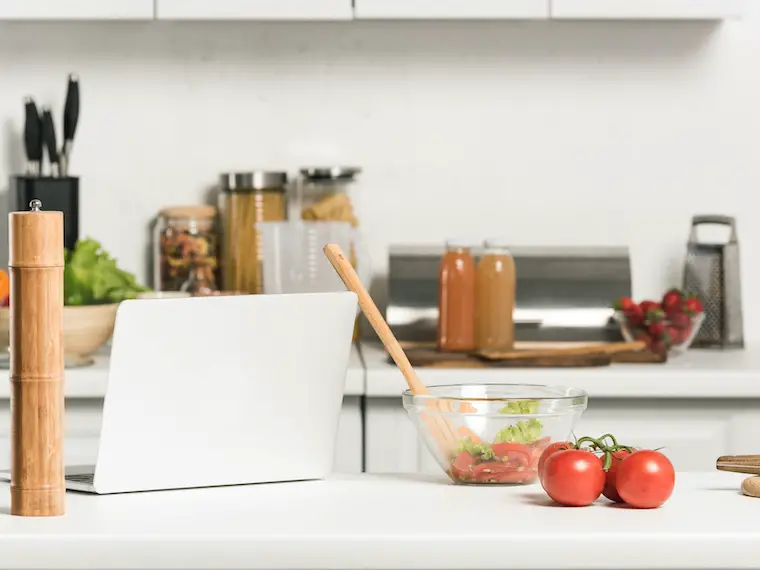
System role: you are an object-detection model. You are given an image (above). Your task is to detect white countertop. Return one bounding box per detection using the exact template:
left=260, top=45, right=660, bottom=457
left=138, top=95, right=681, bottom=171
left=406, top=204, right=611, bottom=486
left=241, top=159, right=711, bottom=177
left=0, top=472, right=755, bottom=569
left=0, top=346, right=366, bottom=399
left=361, top=343, right=760, bottom=398
left=0, top=343, right=756, bottom=400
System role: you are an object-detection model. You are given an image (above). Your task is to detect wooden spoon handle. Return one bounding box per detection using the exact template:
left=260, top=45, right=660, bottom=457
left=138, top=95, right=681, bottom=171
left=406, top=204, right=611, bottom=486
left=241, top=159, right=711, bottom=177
left=324, top=244, right=428, bottom=396
left=716, top=455, right=760, bottom=475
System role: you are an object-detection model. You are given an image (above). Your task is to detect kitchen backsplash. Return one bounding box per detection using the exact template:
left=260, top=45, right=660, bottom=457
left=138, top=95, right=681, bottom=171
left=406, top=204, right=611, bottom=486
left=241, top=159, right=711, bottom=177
left=0, top=14, right=758, bottom=339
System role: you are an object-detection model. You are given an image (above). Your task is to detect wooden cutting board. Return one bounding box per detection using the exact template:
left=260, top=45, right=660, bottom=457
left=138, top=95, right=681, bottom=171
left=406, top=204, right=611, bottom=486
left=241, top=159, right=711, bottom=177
left=393, top=341, right=654, bottom=369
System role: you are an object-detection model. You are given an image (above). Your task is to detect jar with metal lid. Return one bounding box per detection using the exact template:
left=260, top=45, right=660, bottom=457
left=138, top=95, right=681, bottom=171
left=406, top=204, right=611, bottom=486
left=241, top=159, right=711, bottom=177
left=219, top=171, right=287, bottom=294
left=154, top=205, right=219, bottom=293
left=296, top=167, right=361, bottom=226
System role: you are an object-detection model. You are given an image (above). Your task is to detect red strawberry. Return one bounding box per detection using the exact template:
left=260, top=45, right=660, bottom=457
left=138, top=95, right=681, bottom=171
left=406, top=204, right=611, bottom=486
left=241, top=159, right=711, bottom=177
left=634, top=330, right=653, bottom=349
left=644, top=308, right=666, bottom=325
left=623, top=305, right=645, bottom=327
left=647, top=321, right=668, bottom=339
left=667, top=325, right=683, bottom=345
left=684, top=296, right=703, bottom=316
left=651, top=339, right=669, bottom=358
left=613, top=296, right=637, bottom=312
left=661, top=288, right=684, bottom=316
left=639, top=300, right=661, bottom=315
left=670, top=311, right=691, bottom=330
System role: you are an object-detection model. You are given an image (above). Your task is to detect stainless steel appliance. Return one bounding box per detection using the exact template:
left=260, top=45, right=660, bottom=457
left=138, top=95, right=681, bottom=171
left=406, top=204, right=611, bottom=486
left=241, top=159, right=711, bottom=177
left=683, top=215, right=744, bottom=349
left=387, top=245, right=631, bottom=343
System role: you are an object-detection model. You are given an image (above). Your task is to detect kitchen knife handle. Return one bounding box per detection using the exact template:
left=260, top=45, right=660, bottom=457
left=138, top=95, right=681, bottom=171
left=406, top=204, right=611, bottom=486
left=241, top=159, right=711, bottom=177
left=689, top=215, right=738, bottom=244
left=41, top=108, right=60, bottom=177
left=63, top=74, right=79, bottom=145
left=23, top=97, right=42, bottom=174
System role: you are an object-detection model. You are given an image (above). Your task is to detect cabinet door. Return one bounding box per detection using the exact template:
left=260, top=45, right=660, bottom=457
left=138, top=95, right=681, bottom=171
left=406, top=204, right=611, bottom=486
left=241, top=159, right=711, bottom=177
left=365, top=398, right=441, bottom=476
left=157, top=0, right=352, bottom=20
left=365, top=397, right=760, bottom=475
left=354, top=0, right=549, bottom=19
left=0, top=0, right=153, bottom=20
left=578, top=400, right=760, bottom=472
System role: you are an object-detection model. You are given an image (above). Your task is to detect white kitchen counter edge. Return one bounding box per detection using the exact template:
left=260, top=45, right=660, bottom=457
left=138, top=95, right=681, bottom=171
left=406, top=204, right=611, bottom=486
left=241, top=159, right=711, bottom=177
left=0, top=345, right=366, bottom=399
left=2, top=343, right=757, bottom=400
left=0, top=472, right=756, bottom=570
left=360, top=343, right=760, bottom=398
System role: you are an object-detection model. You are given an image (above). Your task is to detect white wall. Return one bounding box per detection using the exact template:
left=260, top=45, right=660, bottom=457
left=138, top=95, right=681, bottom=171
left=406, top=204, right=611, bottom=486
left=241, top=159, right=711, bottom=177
left=0, top=13, right=758, bottom=338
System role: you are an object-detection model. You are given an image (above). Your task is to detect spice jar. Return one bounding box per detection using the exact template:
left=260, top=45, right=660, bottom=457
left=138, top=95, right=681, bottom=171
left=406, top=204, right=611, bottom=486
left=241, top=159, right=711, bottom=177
left=476, top=239, right=516, bottom=352
left=219, top=171, right=287, bottom=294
left=437, top=240, right=476, bottom=352
left=154, top=205, right=219, bottom=292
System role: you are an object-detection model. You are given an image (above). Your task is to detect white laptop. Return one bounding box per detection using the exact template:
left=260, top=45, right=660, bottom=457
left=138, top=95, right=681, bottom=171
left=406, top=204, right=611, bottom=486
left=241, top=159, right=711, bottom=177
left=3, top=291, right=358, bottom=494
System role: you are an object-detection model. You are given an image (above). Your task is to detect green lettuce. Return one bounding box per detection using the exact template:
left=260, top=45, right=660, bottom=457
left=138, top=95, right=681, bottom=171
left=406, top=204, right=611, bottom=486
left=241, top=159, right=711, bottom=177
left=456, top=437, right=495, bottom=460
left=494, top=418, right=543, bottom=445
left=64, top=238, right=148, bottom=306
left=499, top=400, right=539, bottom=415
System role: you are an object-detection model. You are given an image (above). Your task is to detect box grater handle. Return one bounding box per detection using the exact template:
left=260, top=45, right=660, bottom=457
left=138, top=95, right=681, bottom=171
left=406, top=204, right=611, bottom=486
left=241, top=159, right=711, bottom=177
left=689, top=215, right=738, bottom=244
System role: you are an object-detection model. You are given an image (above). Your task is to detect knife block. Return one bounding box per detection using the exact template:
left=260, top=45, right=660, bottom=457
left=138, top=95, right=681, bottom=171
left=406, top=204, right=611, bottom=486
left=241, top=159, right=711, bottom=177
left=9, top=201, right=65, bottom=516
left=9, top=176, right=79, bottom=252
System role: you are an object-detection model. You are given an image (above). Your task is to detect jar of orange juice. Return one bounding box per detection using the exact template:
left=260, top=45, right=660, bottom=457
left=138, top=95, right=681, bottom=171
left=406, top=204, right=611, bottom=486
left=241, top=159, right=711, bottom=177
left=476, top=239, right=516, bottom=352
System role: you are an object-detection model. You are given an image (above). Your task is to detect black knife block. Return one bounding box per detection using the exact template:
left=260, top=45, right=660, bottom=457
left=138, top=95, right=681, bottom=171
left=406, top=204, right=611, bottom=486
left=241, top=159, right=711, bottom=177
left=10, top=176, right=79, bottom=252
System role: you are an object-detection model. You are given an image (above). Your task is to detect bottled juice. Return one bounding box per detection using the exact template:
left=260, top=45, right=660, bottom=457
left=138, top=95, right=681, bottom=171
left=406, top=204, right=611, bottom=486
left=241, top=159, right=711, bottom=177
left=476, top=241, right=516, bottom=352
left=437, top=241, right=476, bottom=352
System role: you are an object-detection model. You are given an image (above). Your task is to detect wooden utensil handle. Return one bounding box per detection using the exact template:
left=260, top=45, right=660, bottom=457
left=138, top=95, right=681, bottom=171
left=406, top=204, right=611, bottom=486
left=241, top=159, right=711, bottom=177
left=716, top=455, right=760, bottom=475
left=478, top=341, right=646, bottom=361
left=324, top=244, right=428, bottom=395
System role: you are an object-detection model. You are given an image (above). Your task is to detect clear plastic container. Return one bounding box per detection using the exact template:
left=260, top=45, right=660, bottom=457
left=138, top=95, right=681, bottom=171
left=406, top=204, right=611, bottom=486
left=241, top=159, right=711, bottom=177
left=258, top=221, right=369, bottom=295
left=403, top=384, right=588, bottom=485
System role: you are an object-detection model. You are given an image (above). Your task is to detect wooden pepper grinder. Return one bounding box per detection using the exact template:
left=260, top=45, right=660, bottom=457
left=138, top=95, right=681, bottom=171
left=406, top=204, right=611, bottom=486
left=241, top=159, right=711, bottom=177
left=9, top=199, right=65, bottom=516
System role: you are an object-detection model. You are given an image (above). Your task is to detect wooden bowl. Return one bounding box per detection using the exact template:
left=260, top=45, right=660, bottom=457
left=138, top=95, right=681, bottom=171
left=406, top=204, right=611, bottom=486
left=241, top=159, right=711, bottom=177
left=0, top=303, right=119, bottom=359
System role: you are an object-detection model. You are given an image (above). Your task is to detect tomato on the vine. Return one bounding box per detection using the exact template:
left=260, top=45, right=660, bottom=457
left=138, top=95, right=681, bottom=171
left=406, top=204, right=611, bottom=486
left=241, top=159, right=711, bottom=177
left=537, top=441, right=573, bottom=482
left=601, top=448, right=634, bottom=503
left=541, top=449, right=605, bottom=507
left=616, top=450, right=675, bottom=509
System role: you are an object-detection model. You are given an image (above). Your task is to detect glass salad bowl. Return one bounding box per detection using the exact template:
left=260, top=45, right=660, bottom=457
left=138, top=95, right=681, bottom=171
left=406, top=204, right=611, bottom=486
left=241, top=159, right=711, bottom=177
left=403, top=384, right=588, bottom=485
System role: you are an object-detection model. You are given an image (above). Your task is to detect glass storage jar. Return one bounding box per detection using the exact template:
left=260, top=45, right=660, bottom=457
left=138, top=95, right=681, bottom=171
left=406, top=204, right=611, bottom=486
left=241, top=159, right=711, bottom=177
left=296, top=167, right=364, bottom=340
left=476, top=240, right=516, bottom=352
left=296, top=167, right=361, bottom=225
left=154, top=205, right=219, bottom=292
left=219, top=171, right=287, bottom=294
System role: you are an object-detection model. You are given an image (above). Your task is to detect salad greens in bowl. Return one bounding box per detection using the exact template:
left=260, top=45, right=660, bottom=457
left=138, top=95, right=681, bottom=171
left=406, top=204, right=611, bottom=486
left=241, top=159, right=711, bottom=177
left=403, top=384, right=587, bottom=485
left=0, top=238, right=149, bottom=362
left=64, top=238, right=148, bottom=306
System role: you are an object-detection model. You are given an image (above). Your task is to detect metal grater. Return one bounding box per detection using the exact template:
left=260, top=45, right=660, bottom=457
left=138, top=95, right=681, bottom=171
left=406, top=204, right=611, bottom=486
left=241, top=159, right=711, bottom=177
left=683, top=215, right=744, bottom=349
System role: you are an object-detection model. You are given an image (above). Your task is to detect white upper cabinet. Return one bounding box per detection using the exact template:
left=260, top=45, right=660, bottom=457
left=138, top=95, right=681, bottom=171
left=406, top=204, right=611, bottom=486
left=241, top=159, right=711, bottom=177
left=551, top=0, right=744, bottom=20
left=0, top=0, right=154, bottom=19
left=157, top=0, right=353, bottom=20
left=354, top=0, right=550, bottom=20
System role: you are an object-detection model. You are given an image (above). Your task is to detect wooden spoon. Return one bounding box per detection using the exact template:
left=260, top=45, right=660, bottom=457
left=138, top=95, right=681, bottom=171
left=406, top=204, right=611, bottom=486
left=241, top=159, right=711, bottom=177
left=323, top=244, right=460, bottom=454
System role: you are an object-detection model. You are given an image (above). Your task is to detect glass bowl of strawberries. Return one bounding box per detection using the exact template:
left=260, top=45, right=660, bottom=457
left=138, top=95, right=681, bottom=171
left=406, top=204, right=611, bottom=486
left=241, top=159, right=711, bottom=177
left=613, top=289, right=705, bottom=357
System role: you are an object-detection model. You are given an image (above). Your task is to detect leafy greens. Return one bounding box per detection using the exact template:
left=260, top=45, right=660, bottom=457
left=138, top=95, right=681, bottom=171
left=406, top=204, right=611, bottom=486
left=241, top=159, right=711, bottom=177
left=64, top=238, right=148, bottom=306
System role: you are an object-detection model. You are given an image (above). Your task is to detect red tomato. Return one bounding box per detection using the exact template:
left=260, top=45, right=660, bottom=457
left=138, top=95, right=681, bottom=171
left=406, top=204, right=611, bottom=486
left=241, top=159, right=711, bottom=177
left=491, top=442, right=531, bottom=467
left=616, top=450, right=675, bottom=509
left=601, top=449, right=633, bottom=503
left=541, top=449, right=605, bottom=507
left=451, top=452, right=476, bottom=481
left=538, top=442, right=573, bottom=481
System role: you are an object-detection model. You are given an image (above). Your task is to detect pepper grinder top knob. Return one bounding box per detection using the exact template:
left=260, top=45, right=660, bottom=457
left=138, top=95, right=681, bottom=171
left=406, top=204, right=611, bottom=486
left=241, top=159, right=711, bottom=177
left=29, top=199, right=42, bottom=211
